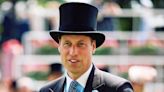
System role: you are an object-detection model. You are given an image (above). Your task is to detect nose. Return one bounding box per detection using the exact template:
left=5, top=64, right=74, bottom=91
left=69, top=46, right=78, bottom=56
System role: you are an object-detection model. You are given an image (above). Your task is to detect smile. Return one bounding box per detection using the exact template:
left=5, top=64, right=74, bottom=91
left=69, top=59, right=79, bottom=63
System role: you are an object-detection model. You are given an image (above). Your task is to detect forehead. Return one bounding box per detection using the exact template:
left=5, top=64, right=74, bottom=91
left=60, top=35, right=92, bottom=41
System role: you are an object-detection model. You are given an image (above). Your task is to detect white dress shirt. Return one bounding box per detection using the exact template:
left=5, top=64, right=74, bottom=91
left=64, top=64, right=93, bottom=92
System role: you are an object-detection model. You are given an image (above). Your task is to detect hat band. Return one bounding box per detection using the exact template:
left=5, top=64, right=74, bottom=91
left=59, top=25, right=96, bottom=31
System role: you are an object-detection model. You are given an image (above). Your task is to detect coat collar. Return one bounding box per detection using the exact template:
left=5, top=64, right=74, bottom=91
left=84, top=65, right=105, bottom=92
left=48, top=76, right=65, bottom=92
left=50, top=65, right=105, bottom=92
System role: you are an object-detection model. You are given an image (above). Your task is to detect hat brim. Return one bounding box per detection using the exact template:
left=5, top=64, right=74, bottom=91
left=50, top=31, right=105, bottom=48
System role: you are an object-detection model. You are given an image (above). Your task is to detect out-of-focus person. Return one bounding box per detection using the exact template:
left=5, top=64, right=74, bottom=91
left=0, top=1, right=15, bottom=45
left=129, top=66, right=157, bottom=92
left=48, top=63, right=64, bottom=81
left=96, top=64, right=110, bottom=73
left=92, top=0, right=122, bottom=31
left=10, top=80, right=17, bottom=92
left=15, top=1, right=30, bottom=43
left=0, top=81, right=8, bottom=92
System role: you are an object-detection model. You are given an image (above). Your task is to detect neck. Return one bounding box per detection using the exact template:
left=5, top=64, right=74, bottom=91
left=67, top=64, right=92, bottom=80
left=68, top=73, right=81, bottom=80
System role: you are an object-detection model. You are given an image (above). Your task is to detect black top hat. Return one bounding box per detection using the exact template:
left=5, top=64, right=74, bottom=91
left=50, top=2, right=105, bottom=48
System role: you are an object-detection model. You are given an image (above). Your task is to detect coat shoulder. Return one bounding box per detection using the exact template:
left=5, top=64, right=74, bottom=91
left=39, top=76, right=65, bottom=92
left=101, top=70, right=129, bottom=85
left=96, top=69, right=133, bottom=92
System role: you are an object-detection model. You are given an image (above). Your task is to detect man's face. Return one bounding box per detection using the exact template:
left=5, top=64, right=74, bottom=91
left=58, top=35, right=96, bottom=79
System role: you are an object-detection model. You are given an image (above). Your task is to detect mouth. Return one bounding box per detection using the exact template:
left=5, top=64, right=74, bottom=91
left=68, top=59, right=79, bottom=63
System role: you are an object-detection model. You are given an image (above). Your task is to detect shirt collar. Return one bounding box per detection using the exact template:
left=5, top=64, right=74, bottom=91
left=65, top=64, right=93, bottom=91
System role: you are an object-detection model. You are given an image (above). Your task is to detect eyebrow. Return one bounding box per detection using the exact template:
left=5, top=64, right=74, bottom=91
left=78, top=40, right=86, bottom=42
left=62, top=39, right=86, bottom=43
left=59, top=35, right=94, bottom=43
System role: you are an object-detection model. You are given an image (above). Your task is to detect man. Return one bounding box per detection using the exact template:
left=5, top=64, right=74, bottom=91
left=39, top=2, right=133, bottom=92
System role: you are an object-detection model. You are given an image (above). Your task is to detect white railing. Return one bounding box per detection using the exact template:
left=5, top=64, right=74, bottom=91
left=13, top=54, right=164, bottom=79
left=14, top=55, right=164, bottom=66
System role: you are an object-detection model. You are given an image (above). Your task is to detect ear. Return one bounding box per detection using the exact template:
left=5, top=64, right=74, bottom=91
left=92, top=40, right=96, bottom=54
left=58, top=47, right=61, bottom=54
left=58, top=41, right=61, bottom=54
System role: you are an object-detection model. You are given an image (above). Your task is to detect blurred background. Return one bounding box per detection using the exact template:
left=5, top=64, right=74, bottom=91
left=0, top=0, right=164, bottom=92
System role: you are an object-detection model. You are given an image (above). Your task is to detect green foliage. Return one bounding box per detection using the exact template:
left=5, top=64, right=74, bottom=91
left=0, top=0, right=28, bottom=4
left=0, top=24, right=3, bottom=33
left=35, top=45, right=59, bottom=55
left=117, top=18, right=132, bottom=31
left=152, top=0, right=164, bottom=8
left=119, top=72, right=129, bottom=79
left=26, top=71, right=49, bottom=80
left=0, top=0, right=6, bottom=4
left=37, top=0, right=65, bottom=6
left=94, top=47, right=112, bottom=55
left=36, top=46, right=113, bottom=55
left=130, top=45, right=159, bottom=55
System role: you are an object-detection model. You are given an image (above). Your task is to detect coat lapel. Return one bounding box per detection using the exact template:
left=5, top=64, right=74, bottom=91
left=84, top=65, right=105, bottom=92
left=92, top=67, right=105, bottom=91
left=58, top=77, right=66, bottom=92
left=49, top=77, right=66, bottom=92
left=84, top=65, right=95, bottom=92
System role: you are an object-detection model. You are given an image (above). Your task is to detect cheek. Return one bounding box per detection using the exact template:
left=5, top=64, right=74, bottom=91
left=81, top=50, right=92, bottom=61
left=59, top=48, right=68, bottom=62
left=59, top=46, right=68, bottom=54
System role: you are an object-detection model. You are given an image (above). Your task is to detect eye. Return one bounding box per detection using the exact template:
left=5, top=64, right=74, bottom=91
left=78, top=42, right=86, bottom=47
left=63, top=42, right=71, bottom=47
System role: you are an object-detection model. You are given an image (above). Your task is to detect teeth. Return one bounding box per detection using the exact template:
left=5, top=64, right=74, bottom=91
left=70, top=60, right=77, bottom=63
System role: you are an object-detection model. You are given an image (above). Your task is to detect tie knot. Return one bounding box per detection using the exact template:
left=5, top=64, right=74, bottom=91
left=70, top=81, right=79, bottom=88
left=69, top=81, right=83, bottom=92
